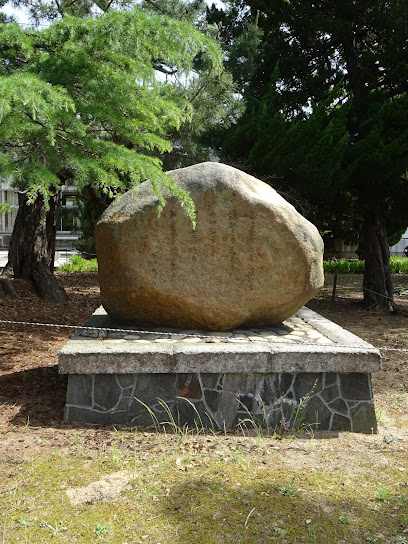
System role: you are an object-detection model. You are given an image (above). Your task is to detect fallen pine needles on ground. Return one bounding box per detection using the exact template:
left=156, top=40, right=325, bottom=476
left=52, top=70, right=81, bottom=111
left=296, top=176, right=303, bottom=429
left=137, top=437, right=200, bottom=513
left=1, top=272, right=408, bottom=543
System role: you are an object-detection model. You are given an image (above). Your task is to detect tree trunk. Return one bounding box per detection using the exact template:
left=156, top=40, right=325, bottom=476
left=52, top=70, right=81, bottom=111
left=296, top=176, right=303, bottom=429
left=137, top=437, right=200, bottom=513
left=341, top=29, right=393, bottom=310
left=3, top=191, right=68, bottom=302
left=362, top=212, right=393, bottom=310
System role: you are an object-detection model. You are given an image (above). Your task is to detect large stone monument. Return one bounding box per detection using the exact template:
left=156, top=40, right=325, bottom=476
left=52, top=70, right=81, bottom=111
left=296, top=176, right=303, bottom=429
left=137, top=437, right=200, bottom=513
left=95, top=162, right=324, bottom=330
left=59, top=163, right=380, bottom=433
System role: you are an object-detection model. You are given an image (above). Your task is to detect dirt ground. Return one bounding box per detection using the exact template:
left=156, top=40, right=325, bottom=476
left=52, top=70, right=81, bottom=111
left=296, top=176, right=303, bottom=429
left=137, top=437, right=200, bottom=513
left=1, top=270, right=408, bottom=452
left=308, top=272, right=408, bottom=433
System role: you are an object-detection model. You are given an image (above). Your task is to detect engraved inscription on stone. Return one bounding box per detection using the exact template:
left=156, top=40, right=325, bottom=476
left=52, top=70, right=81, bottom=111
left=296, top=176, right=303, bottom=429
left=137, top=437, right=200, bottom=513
left=96, top=162, right=324, bottom=330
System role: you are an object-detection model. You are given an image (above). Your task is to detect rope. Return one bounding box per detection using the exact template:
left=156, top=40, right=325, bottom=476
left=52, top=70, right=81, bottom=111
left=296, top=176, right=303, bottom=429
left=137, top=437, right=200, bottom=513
left=330, top=285, right=396, bottom=302
left=0, top=319, right=219, bottom=339
left=332, top=286, right=408, bottom=297
left=362, top=287, right=395, bottom=301
left=1, top=318, right=407, bottom=352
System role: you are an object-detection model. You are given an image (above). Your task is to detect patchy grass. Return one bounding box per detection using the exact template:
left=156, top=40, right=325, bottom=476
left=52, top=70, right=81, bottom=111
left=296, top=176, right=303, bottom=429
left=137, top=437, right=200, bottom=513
left=1, top=431, right=408, bottom=544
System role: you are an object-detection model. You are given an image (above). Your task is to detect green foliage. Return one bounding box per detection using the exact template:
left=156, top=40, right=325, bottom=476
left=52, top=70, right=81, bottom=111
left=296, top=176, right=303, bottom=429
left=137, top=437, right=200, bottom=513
left=8, top=0, right=243, bottom=171
left=138, top=0, right=244, bottom=169
left=72, top=189, right=110, bottom=257
left=375, top=485, right=392, bottom=502
left=323, top=257, right=408, bottom=274
left=388, top=225, right=408, bottom=249
left=0, top=0, right=7, bottom=24
left=0, top=9, right=224, bottom=217
left=94, top=523, right=108, bottom=537
left=225, top=21, right=263, bottom=91
left=16, top=516, right=33, bottom=528
left=0, top=202, right=11, bottom=214
left=72, top=234, right=96, bottom=258
left=275, top=483, right=295, bottom=497
left=58, top=254, right=98, bottom=271
left=391, top=257, right=408, bottom=274
left=323, top=260, right=366, bottom=274
left=206, top=1, right=263, bottom=91
left=140, top=0, right=209, bottom=27
left=217, top=1, right=408, bottom=304
left=39, top=520, right=68, bottom=536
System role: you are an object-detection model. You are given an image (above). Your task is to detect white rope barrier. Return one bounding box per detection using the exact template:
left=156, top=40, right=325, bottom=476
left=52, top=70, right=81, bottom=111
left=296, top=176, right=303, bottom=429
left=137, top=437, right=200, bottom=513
left=1, top=318, right=407, bottom=353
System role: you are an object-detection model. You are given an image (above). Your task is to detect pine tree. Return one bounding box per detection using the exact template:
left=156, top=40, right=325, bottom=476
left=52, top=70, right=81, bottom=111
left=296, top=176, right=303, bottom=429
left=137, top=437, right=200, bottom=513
left=138, top=0, right=244, bottom=170
left=218, top=0, right=408, bottom=309
left=0, top=8, right=223, bottom=299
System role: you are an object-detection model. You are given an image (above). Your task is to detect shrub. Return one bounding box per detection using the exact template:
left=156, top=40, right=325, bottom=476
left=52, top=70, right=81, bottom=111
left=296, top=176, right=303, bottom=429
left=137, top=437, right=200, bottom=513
left=323, top=260, right=365, bottom=273
left=58, top=255, right=98, bottom=272
left=323, top=257, right=408, bottom=274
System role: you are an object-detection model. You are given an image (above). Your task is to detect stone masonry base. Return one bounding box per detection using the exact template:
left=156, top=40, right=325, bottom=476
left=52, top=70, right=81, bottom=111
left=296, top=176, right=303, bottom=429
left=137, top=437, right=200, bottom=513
left=64, top=371, right=377, bottom=433
left=59, top=307, right=380, bottom=433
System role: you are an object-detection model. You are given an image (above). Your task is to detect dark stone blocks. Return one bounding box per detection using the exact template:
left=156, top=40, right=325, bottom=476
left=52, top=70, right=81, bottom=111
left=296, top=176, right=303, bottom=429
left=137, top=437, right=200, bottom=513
left=66, top=375, right=93, bottom=406
left=64, top=371, right=377, bottom=433
left=340, top=373, right=373, bottom=401
left=94, top=374, right=122, bottom=411
left=177, top=374, right=202, bottom=399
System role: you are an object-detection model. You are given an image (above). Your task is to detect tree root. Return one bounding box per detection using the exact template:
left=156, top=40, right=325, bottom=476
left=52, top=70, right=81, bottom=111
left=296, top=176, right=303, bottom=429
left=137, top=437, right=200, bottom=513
left=0, top=265, right=19, bottom=298
left=32, top=262, right=68, bottom=302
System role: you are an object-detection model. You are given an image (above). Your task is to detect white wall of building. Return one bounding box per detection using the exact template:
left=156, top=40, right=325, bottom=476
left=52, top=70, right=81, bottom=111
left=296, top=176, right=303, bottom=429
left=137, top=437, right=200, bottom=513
left=390, top=229, right=408, bottom=257
left=0, top=184, right=80, bottom=248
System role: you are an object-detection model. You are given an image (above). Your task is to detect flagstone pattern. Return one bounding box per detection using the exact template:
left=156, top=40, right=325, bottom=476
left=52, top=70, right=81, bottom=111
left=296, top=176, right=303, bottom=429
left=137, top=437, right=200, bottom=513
left=59, top=307, right=380, bottom=433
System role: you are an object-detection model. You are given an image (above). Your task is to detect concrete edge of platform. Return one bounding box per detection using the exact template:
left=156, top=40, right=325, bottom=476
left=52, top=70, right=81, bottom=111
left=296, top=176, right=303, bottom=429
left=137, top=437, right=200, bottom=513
left=58, top=307, right=381, bottom=375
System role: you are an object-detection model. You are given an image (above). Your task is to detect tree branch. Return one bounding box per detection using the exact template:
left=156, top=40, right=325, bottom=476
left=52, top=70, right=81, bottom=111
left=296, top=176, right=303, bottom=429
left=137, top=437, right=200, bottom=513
left=0, top=142, right=31, bottom=148
left=153, top=63, right=178, bottom=76
left=24, top=111, right=47, bottom=129
left=143, top=0, right=167, bottom=16
left=81, top=185, right=110, bottom=210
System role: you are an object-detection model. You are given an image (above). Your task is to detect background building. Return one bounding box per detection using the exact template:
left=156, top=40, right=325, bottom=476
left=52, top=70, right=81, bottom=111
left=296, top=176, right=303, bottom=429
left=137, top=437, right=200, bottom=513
left=0, top=183, right=80, bottom=249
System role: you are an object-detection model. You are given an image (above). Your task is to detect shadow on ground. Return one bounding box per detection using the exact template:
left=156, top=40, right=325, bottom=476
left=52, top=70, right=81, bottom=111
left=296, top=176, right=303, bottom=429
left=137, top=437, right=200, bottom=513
left=155, top=473, right=408, bottom=543
left=0, top=365, right=67, bottom=427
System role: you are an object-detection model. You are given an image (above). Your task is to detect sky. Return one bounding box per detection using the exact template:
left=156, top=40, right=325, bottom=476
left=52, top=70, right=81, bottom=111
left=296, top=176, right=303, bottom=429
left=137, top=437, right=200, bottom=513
left=2, top=3, right=31, bottom=24
left=2, top=0, right=225, bottom=26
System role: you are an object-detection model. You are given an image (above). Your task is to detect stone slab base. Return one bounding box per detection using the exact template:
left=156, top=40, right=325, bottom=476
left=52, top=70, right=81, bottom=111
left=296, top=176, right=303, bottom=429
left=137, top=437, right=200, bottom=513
left=63, top=371, right=377, bottom=433
left=59, top=306, right=380, bottom=433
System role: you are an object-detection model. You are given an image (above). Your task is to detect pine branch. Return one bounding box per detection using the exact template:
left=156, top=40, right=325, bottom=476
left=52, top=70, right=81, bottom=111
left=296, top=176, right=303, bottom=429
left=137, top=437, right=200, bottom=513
left=0, top=142, right=31, bottom=148
left=143, top=0, right=167, bottom=17
left=152, top=63, right=178, bottom=76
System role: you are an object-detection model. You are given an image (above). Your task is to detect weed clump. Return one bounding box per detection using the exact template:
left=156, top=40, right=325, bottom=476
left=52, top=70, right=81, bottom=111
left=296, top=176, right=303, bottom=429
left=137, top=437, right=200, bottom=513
left=59, top=255, right=98, bottom=272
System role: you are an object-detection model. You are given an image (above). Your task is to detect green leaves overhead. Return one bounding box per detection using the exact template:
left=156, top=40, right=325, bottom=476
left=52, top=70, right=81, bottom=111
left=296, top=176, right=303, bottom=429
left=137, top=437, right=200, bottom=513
left=215, top=0, right=408, bottom=306
left=0, top=8, right=223, bottom=208
left=220, top=0, right=408, bottom=220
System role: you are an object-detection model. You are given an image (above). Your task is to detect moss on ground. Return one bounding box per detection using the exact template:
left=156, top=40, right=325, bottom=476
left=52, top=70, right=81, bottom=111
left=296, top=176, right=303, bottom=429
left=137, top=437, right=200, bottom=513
left=1, top=432, right=408, bottom=544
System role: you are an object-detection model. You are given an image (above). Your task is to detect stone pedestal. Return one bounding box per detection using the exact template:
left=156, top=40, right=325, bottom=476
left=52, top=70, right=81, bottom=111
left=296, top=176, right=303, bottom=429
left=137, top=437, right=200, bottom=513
left=58, top=307, right=381, bottom=433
